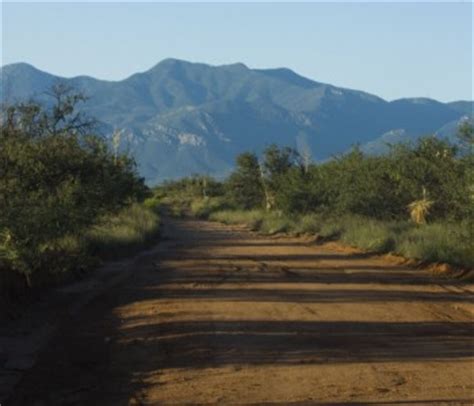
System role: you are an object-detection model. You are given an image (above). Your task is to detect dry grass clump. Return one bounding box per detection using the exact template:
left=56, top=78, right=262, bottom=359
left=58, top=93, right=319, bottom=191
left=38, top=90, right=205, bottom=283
left=408, top=188, right=433, bottom=225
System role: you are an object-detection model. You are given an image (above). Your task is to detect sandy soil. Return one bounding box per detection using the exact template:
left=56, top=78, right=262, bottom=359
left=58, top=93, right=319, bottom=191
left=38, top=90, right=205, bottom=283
left=6, top=217, right=474, bottom=405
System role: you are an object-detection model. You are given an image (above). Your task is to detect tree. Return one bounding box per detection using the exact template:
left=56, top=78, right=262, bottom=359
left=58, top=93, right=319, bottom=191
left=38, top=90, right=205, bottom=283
left=1, top=83, right=96, bottom=139
left=0, top=84, right=147, bottom=284
left=457, top=121, right=474, bottom=214
left=389, top=137, right=468, bottom=219
left=226, top=152, right=264, bottom=209
left=261, top=144, right=299, bottom=210
left=276, top=166, right=322, bottom=214
left=457, top=121, right=474, bottom=149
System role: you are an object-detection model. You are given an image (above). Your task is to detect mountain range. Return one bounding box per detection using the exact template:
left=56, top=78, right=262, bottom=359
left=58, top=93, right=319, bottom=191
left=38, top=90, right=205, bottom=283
left=1, top=59, right=472, bottom=184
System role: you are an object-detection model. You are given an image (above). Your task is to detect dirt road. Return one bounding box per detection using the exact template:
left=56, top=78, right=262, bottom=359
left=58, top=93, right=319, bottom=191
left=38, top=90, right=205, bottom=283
left=8, top=217, right=474, bottom=405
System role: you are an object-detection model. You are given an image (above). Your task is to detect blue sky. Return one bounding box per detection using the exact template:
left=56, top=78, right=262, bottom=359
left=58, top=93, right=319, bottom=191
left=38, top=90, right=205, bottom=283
left=2, top=2, right=472, bottom=102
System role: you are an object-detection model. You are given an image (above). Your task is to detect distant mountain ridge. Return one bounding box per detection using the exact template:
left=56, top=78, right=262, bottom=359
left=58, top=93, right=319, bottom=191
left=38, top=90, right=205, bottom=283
left=1, top=59, right=471, bottom=184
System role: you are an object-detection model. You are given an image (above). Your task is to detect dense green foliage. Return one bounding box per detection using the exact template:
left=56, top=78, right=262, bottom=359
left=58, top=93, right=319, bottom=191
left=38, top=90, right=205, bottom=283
left=221, top=137, right=472, bottom=222
left=0, top=85, right=152, bottom=291
left=227, top=153, right=265, bottom=209
left=161, top=127, right=473, bottom=269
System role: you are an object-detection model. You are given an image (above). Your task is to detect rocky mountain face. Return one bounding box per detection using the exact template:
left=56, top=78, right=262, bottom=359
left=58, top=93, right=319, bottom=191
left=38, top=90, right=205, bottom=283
left=1, top=59, right=471, bottom=184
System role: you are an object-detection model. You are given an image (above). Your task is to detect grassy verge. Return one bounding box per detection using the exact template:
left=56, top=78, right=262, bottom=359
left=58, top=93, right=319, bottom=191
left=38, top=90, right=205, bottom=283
left=87, top=200, right=161, bottom=259
left=181, top=197, right=473, bottom=270
left=56, top=197, right=162, bottom=263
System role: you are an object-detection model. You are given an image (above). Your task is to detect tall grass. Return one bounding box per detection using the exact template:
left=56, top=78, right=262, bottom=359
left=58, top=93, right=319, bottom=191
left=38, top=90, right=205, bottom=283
left=87, top=201, right=161, bottom=259
left=339, top=217, right=400, bottom=253
left=190, top=197, right=230, bottom=219
left=209, top=209, right=265, bottom=230
left=259, top=212, right=297, bottom=235
left=292, top=214, right=323, bottom=234
left=397, top=222, right=473, bottom=268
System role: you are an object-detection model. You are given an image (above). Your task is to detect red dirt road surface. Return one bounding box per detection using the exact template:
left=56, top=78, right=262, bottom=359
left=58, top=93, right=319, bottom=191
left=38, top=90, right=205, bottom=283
left=7, top=217, right=474, bottom=405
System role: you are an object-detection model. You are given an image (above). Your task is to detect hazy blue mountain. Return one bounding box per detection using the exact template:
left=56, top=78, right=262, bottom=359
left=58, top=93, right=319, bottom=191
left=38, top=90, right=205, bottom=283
left=359, top=109, right=473, bottom=155
left=1, top=59, right=469, bottom=184
left=360, top=129, right=413, bottom=155
left=447, top=101, right=473, bottom=115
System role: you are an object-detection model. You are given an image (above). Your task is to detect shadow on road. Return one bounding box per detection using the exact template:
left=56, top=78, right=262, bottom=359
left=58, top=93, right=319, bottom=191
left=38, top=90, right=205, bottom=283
left=7, top=217, right=474, bottom=405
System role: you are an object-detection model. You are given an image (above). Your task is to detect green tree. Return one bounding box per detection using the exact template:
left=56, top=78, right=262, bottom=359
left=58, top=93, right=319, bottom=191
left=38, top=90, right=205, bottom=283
left=389, top=137, right=469, bottom=219
left=262, top=144, right=299, bottom=210
left=0, top=84, right=147, bottom=284
left=457, top=121, right=474, bottom=149
left=226, top=152, right=264, bottom=209
left=276, top=165, right=322, bottom=214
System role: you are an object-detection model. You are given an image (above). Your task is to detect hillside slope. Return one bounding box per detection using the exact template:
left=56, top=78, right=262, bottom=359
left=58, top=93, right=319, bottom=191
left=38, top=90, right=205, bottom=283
left=1, top=59, right=467, bottom=184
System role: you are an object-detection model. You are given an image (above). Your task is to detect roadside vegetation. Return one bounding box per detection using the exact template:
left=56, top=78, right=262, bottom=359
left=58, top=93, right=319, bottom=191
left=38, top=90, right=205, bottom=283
left=0, top=84, right=161, bottom=299
left=157, top=123, right=474, bottom=270
left=87, top=201, right=161, bottom=259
